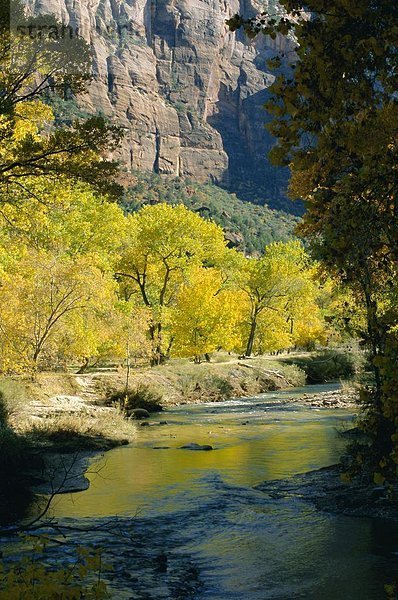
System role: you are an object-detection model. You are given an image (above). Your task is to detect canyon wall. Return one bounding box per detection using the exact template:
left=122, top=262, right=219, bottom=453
left=26, top=0, right=292, bottom=202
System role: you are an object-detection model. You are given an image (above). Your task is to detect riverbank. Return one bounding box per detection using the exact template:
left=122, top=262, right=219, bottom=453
left=255, top=464, right=398, bottom=522
left=1, top=354, right=360, bottom=520
left=5, top=355, right=307, bottom=446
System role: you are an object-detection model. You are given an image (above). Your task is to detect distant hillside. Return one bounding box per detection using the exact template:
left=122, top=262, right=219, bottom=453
left=122, top=173, right=300, bottom=254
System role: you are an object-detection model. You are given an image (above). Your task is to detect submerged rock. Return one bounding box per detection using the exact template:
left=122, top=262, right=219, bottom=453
left=179, top=443, right=213, bottom=451
left=129, top=408, right=150, bottom=420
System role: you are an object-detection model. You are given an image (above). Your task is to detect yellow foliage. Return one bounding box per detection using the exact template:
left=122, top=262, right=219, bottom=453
left=170, top=266, right=243, bottom=359
left=0, top=536, right=109, bottom=599
left=0, top=250, right=117, bottom=372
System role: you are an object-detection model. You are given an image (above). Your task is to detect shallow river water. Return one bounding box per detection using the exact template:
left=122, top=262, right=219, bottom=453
left=49, top=384, right=398, bottom=599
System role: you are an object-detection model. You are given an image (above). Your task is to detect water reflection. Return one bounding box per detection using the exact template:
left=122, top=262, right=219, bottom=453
left=49, top=385, right=398, bottom=599
left=52, top=390, right=350, bottom=518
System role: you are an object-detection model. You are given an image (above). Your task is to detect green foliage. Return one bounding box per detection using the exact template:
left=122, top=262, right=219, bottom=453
left=44, top=93, right=92, bottom=126
left=281, top=350, right=360, bottom=384
left=122, top=172, right=299, bottom=254
left=0, top=538, right=109, bottom=599
left=385, top=581, right=398, bottom=600
left=107, top=384, right=163, bottom=414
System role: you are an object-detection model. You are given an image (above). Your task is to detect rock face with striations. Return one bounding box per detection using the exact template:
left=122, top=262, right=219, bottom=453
left=26, top=0, right=292, bottom=194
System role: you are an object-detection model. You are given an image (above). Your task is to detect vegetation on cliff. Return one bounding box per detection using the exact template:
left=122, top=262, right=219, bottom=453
left=122, top=172, right=299, bottom=254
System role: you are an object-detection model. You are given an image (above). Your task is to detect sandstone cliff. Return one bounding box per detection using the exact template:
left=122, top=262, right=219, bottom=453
left=26, top=0, right=293, bottom=204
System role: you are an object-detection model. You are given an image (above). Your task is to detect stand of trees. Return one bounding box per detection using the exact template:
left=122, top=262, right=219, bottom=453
left=0, top=2, right=349, bottom=373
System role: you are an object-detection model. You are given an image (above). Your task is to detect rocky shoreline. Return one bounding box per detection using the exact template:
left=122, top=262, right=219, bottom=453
left=289, top=388, right=358, bottom=409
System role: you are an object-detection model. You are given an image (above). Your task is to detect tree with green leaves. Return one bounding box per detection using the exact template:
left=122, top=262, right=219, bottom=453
left=229, top=0, right=398, bottom=480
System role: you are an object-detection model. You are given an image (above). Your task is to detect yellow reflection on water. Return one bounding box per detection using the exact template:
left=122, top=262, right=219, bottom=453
left=52, top=404, right=349, bottom=520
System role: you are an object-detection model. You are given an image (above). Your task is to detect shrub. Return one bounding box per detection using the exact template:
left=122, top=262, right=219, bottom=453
left=280, top=350, right=361, bottom=383
left=276, top=363, right=306, bottom=387
left=107, top=384, right=163, bottom=414
left=207, top=375, right=234, bottom=398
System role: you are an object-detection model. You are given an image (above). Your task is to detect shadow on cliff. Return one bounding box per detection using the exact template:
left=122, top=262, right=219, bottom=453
left=207, top=83, right=303, bottom=217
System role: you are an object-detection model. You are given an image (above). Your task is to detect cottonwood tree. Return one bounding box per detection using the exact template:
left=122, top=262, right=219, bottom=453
left=0, top=177, right=126, bottom=267
left=170, top=266, right=242, bottom=362
left=116, top=203, right=228, bottom=365
left=236, top=241, right=314, bottom=356
left=0, top=250, right=117, bottom=371
left=0, top=177, right=127, bottom=372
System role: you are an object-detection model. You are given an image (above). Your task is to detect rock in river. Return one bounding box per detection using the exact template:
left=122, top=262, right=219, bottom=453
left=129, top=408, right=150, bottom=420
left=179, top=443, right=213, bottom=451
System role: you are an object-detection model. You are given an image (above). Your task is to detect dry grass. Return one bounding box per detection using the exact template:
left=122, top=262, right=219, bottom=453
left=12, top=406, right=136, bottom=451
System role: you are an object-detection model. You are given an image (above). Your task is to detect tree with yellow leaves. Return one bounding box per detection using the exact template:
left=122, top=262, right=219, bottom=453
left=236, top=241, right=318, bottom=356
left=170, top=266, right=243, bottom=362
left=116, top=203, right=228, bottom=364
left=0, top=0, right=122, bottom=202
left=0, top=250, right=117, bottom=372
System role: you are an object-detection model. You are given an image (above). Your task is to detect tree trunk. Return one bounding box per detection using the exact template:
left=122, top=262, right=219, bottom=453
left=149, top=321, right=166, bottom=366
left=76, top=357, right=90, bottom=374
left=246, top=319, right=257, bottom=356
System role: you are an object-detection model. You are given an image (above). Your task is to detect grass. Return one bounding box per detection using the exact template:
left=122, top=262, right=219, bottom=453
left=144, top=354, right=306, bottom=403
left=14, top=409, right=136, bottom=451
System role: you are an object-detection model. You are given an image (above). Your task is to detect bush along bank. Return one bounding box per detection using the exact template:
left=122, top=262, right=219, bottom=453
left=0, top=391, right=40, bottom=524
left=278, top=350, right=363, bottom=384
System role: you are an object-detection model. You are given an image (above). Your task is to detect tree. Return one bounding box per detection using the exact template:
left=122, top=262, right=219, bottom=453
left=229, top=1, right=398, bottom=479
left=0, top=250, right=117, bottom=371
left=0, top=177, right=126, bottom=268
left=116, top=203, right=228, bottom=365
left=170, top=266, right=242, bottom=362
left=0, top=178, right=127, bottom=372
left=0, top=1, right=122, bottom=202
left=236, top=240, right=313, bottom=356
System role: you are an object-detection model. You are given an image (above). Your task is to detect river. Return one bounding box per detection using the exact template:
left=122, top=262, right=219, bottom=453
left=44, top=384, right=398, bottom=598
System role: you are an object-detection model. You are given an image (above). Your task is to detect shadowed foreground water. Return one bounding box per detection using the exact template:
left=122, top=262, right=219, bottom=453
left=46, top=384, right=398, bottom=598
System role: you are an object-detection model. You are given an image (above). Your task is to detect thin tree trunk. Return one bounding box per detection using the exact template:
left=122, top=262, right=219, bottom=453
left=246, top=319, right=257, bottom=356
left=77, top=357, right=90, bottom=374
